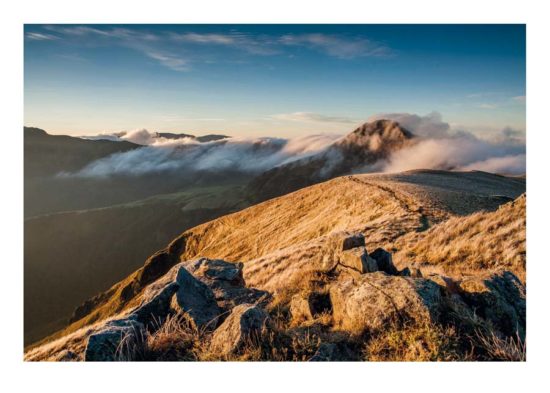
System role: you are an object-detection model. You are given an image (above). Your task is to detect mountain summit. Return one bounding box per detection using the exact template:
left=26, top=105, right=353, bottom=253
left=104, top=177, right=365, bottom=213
left=336, top=119, right=413, bottom=151
left=247, top=119, right=415, bottom=202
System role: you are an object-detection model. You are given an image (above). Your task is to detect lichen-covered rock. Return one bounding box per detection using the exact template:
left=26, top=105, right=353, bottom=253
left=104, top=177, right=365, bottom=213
left=339, top=247, right=378, bottom=273
left=189, top=258, right=246, bottom=284
left=84, top=318, right=144, bottom=361
left=458, top=271, right=526, bottom=339
left=184, top=258, right=269, bottom=310
left=330, top=272, right=442, bottom=334
left=341, top=233, right=365, bottom=251
left=209, top=303, right=269, bottom=356
left=171, top=266, right=221, bottom=330
left=131, top=281, right=179, bottom=325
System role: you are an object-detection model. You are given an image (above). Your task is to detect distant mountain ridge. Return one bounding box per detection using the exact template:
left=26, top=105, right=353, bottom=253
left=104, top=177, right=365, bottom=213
left=93, top=130, right=231, bottom=144
left=158, top=132, right=230, bottom=143
left=24, top=126, right=140, bottom=178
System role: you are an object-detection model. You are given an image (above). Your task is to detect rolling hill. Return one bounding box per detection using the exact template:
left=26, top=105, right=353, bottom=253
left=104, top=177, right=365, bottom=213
left=25, top=170, right=526, bottom=361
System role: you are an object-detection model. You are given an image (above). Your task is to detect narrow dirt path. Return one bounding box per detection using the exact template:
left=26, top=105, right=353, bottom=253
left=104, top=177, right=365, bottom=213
left=347, top=176, right=431, bottom=232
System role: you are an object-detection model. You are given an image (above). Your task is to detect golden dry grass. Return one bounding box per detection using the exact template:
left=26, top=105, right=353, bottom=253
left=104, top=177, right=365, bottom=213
left=26, top=170, right=525, bottom=360
left=394, top=194, right=526, bottom=282
left=363, top=321, right=464, bottom=361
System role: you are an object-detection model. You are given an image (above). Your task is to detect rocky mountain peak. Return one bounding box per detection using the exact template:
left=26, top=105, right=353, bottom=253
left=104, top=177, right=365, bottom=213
left=337, top=119, right=414, bottom=151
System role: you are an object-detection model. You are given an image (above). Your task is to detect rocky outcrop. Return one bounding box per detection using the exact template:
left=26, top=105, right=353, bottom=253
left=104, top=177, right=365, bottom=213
left=76, top=241, right=526, bottom=362
left=83, top=257, right=270, bottom=361
left=209, top=304, right=269, bottom=356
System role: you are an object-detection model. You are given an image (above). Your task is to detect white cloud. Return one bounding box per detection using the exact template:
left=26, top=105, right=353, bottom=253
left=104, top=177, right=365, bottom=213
left=369, top=112, right=526, bottom=175
left=70, top=130, right=340, bottom=177
left=459, top=154, right=526, bottom=174
left=369, top=111, right=451, bottom=138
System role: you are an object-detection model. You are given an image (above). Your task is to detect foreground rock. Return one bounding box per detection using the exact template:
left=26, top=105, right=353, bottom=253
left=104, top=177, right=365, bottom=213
left=47, top=245, right=527, bottom=362
left=338, top=247, right=379, bottom=273
left=209, top=303, right=269, bottom=356
left=84, top=258, right=268, bottom=360
left=85, top=318, right=144, bottom=361
left=369, top=248, right=400, bottom=275
left=132, top=282, right=179, bottom=325
left=458, top=271, right=526, bottom=339
left=330, top=272, right=442, bottom=333
left=171, top=267, right=221, bottom=330
left=328, top=234, right=403, bottom=276
left=183, top=258, right=270, bottom=310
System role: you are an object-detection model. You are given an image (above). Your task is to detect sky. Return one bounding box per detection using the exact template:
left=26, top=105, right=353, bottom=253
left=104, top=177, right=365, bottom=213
left=24, top=24, right=526, bottom=138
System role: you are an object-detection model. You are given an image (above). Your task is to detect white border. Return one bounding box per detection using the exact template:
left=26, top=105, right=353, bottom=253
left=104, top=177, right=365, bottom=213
left=1, top=1, right=549, bottom=392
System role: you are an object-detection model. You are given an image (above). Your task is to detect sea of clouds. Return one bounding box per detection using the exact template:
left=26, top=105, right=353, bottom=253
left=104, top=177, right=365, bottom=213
left=72, top=112, right=525, bottom=178
left=76, top=130, right=341, bottom=177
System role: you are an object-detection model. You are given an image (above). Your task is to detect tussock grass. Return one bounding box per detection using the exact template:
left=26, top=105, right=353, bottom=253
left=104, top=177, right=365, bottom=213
left=474, top=330, right=526, bottom=361
left=395, top=195, right=526, bottom=282
left=363, top=321, right=464, bottom=361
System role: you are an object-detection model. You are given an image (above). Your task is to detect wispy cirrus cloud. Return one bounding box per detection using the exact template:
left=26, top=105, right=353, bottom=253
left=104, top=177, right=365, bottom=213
left=25, top=32, right=58, bottom=41
left=465, top=92, right=526, bottom=110
left=172, top=32, right=279, bottom=55
left=280, top=33, right=392, bottom=59
left=143, top=51, right=189, bottom=72
left=478, top=103, right=498, bottom=109
left=272, top=111, right=357, bottom=124
left=26, top=25, right=395, bottom=72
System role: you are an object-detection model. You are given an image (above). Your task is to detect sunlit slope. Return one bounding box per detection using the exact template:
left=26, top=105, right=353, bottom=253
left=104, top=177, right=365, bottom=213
left=394, top=193, right=526, bottom=281
left=41, top=170, right=524, bottom=345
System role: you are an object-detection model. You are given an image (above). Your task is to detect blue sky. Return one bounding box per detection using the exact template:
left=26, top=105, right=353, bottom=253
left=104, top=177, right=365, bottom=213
left=24, top=24, right=526, bottom=138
